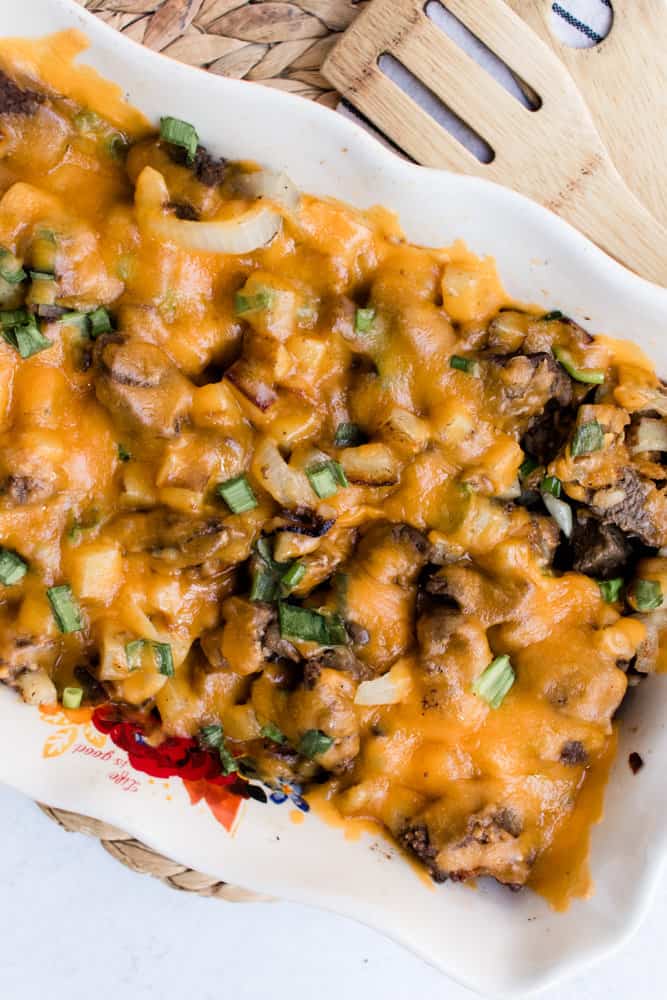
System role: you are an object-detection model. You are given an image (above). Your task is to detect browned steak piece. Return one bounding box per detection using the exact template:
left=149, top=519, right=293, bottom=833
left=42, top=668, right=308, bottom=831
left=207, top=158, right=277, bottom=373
left=570, top=511, right=634, bottom=579
left=0, top=70, right=44, bottom=115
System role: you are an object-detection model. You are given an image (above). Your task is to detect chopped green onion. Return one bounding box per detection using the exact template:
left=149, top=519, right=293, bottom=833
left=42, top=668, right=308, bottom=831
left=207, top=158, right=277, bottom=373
left=307, top=460, right=348, bottom=499
left=542, top=310, right=564, bottom=322
left=571, top=420, right=604, bottom=458
left=0, top=548, right=27, bottom=586
left=2, top=311, right=51, bottom=359
left=219, top=745, right=239, bottom=775
left=0, top=247, right=26, bottom=284
left=334, top=422, right=365, bottom=448
left=160, top=116, right=199, bottom=164
left=217, top=473, right=258, bottom=514
left=0, top=308, right=29, bottom=329
left=298, top=729, right=333, bottom=758
left=199, top=724, right=224, bottom=750
left=125, top=638, right=174, bottom=676
left=250, top=567, right=278, bottom=603
left=117, top=443, right=131, bottom=463
left=88, top=307, right=113, bottom=338
left=107, top=134, right=129, bottom=162
left=519, top=456, right=538, bottom=479
left=280, top=560, right=305, bottom=592
left=62, top=687, right=83, bottom=709
left=553, top=346, right=605, bottom=385
left=450, top=355, right=477, bottom=374
left=59, top=311, right=90, bottom=332
left=631, top=578, right=663, bottom=612
left=278, top=602, right=346, bottom=646
left=540, top=475, right=562, bottom=498
left=47, top=584, right=83, bottom=634
left=354, top=307, right=376, bottom=333
left=472, top=654, right=515, bottom=709
left=260, top=722, right=285, bottom=744
left=255, top=536, right=278, bottom=568
left=233, top=289, right=274, bottom=315
left=598, top=578, right=624, bottom=603
left=153, top=641, right=174, bottom=677
left=125, top=639, right=145, bottom=671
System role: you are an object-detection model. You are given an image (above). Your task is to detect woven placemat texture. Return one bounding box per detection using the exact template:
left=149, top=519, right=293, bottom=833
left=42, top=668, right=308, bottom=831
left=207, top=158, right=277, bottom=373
left=36, top=0, right=364, bottom=896
left=77, top=0, right=367, bottom=106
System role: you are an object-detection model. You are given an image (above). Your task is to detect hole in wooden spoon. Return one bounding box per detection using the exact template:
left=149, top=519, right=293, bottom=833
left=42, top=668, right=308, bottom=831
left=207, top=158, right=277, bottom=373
left=378, top=53, right=495, bottom=164
left=550, top=0, right=614, bottom=48
left=425, top=1, right=542, bottom=111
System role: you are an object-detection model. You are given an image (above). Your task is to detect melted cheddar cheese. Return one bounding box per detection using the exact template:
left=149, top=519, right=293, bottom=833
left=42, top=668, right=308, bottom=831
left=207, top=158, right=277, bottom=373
left=1, top=33, right=666, bottom=911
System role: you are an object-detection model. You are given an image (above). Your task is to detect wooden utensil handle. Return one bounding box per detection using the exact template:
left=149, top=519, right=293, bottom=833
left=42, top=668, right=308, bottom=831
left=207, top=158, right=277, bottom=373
left=555, top=155, right=667, bottom=286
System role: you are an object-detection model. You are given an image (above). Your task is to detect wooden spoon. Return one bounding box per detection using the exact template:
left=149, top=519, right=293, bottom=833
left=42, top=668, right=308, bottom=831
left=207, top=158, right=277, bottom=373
left=322, top=0, right=667, bottom=285
left=507, top=0, right=667, bottom=228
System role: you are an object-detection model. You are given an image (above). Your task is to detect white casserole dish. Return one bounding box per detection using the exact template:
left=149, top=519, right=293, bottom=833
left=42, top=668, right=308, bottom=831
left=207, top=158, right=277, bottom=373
left=1, top=1, right=667, bottom=996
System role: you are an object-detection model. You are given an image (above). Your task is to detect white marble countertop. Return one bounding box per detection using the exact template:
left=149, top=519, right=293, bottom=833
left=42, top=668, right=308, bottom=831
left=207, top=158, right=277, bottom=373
left=0, top=781, right=664, bottom=1000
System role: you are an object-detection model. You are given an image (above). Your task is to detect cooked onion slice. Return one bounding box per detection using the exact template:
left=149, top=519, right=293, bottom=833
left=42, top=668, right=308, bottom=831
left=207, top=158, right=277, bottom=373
left=234, top=169, right=300, bottom=212
left=135, top=166, right=282, bottom=254
left=542, top=492, right=573, bottom=537
left=354, top=660, right=412, bottom=706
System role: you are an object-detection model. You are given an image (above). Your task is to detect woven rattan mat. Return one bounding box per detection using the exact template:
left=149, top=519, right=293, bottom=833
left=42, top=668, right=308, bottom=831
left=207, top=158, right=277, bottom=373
left=36, top=0, right=366, bottom=899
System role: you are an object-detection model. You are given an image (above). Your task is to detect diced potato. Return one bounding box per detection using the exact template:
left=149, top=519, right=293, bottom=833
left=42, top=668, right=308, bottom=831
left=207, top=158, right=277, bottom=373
left=340, top=443, right=401, bottom=486
left=191, top=381, right=243, bottom=431
left=273, top=531, right=321, bottom=562
left=251, top=436, right=312, bottom=507
left=69, top=540, right=124, bottom=603
left=236, top=271, right=300, bottom=342
left=15, top=668, right=57, bottom=706
left=222, top=703, right=261, bottom=741
left=380, top=407, right=429, bottom=456
left=442, top=257, right=504, bottom=323
left=121, top=463, right=158, bottom=509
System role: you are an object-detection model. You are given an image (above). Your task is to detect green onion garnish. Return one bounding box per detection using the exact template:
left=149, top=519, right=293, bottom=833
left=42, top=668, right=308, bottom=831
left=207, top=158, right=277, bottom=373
left=298, top=729, right=333, bottom=758
left=631, top=579, right=663, bottom=612
left=598, top=578, right=623, bottom=603
left=280, top=560, right=306, bottom=592
left=450, top=355, right=476, bottom=374
left=117, top=443, right=131, bottom=463
left=519, top=456, right=538, bottom=479
left=217, top=474, right=258, bottom=514
left=542, top=310, right=564, bottom=322
left=571, top=420, right=604, bottom=458
left=334, top=422, right=365, bottom=448
left=47, top=584, right=83, bottom=634
left=354, top=307, right=375, bottom=333
left=74, top=110, right=100, bottom=133
left=88, top=307, right=113, bottom=338
left=260, top=722, right=285, bottom=744
left=553, top=346, right=605, bottom=385
left=2, top=312, right=51, bottom=358
left=125, top=639, right=174, bottom=676
left=306, top=460, right=348, bottom=499
left=219, top=746, right=239, bottom=775
left=107, top=134, right=129, bottom=162
left=160, top=116, right=199, bottom=163
left=472, top=654, right=515, bottom=709
left=540, top=475, right=561, bottom=498
left=59, top=311, right=90, bottom=332
left=0, top=548, right=27, bottom=586
left=278, top=602, right=346, bottom=645
left=250, top=567, right=278, bottom=603
left=62, top=687, right=83, bottom=709
left=0, top=247, right=26, bottom=284
left=234, top=289, right=274, bottom=315
left=199, top=724, right=224, bottom=750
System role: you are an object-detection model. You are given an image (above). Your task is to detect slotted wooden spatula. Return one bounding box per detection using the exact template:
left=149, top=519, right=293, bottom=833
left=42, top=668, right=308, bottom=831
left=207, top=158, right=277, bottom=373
left=322, top=0, right=667, bottom=285
left=507, top=0, right=667, bottom=228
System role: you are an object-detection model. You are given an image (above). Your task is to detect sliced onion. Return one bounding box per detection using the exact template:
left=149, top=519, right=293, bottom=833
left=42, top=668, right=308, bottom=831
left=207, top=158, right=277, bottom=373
left=135, top=166, right=282, bottom=255
left=234, top=169, right=300, bottom=212
left=542, top=491, right=573, bottom=537
left=251, top=437, right=313, bottom=508
left=354, top=661, right=412, bottom=706
left=631, top=417, right=667, bottom=454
